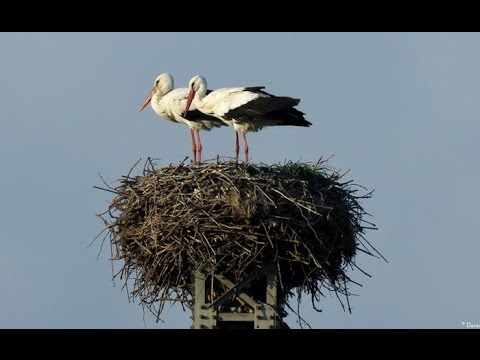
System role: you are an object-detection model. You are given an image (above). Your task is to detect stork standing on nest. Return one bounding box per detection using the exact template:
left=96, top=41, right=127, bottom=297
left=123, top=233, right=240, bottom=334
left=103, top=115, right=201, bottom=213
left=183, top=75, right=312, bottom=163
left=140, top=73, right=226, bottom=163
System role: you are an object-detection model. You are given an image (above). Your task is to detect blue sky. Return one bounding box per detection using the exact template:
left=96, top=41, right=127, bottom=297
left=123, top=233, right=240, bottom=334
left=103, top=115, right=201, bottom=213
left=0, top=32, right=478, bottom=328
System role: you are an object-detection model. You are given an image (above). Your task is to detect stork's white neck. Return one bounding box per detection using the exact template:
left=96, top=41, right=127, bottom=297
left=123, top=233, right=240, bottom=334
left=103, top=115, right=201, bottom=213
left=150, top=90, right=168, bottom=118
left=192, top=77, right=208, bottom=108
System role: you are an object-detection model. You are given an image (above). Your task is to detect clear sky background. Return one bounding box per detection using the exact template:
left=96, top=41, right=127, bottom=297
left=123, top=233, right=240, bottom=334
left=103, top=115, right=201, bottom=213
left=0, top=32, right=478, bottom=329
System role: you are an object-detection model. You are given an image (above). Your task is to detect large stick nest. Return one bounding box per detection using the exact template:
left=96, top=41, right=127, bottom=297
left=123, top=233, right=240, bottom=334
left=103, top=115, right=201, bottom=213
left=96, top=158, right=379, bottom=323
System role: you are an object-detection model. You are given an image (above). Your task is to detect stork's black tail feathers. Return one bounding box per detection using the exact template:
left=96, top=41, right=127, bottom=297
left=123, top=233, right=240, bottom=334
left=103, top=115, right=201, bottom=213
left=263, top=106, right=311, bottom=127
left=225, top=93, right=311, bottom=127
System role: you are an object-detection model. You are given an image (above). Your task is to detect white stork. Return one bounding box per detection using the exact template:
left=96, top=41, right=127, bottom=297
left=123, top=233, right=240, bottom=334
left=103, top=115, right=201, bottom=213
left=139, top=73, right=226, bottom=163
left=183, top=75, right=311, bottom=163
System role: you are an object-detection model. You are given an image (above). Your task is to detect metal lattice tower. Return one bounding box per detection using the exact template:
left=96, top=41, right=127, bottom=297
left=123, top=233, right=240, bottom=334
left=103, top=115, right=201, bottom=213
left=191, top=263, right=288, bottom=329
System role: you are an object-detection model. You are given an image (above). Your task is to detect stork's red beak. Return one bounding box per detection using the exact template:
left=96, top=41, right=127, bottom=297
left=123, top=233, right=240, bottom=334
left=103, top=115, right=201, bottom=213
left=139, top=87, right=156, bottom=112
left=183, top=89, right=196, bottom=117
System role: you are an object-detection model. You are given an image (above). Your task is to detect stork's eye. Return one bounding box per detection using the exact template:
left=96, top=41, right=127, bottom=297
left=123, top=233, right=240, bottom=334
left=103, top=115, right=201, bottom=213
left=155, top=80, right=160, bottom=86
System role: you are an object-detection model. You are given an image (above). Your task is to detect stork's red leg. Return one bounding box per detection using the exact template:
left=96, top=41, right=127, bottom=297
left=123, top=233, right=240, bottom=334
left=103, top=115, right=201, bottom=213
left=242, top=130, right=249, bottom=163
left=190, top=128, right=197, bottom=163
left=195, top=129, right=202, bottom=163
left=234, top=130, right=240, bottom=163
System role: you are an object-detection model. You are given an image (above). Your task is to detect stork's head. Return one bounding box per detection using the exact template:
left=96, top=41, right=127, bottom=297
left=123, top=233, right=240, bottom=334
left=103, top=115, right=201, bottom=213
left=188, top=75, right=207, bottom=93
left=184, top=75, right=207, bottom=117
left=139, top=73, right=174, bottom=112
left=154, top=73, right=174, bottom=95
